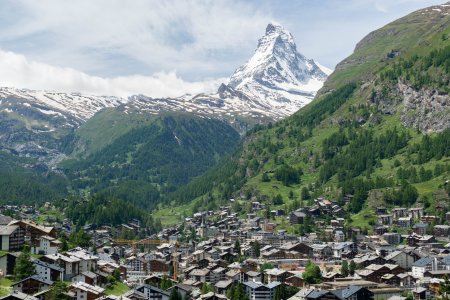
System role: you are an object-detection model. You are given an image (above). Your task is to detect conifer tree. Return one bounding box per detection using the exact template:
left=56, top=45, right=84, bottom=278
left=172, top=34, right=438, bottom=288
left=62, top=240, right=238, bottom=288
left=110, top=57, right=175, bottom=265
left=14, top=244, right=35, bottom=280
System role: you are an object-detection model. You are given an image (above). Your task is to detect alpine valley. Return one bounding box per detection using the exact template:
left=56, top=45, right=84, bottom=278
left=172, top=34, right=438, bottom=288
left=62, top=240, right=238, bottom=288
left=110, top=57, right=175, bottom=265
left=0, top=23, right=329, bottom=206
left=0, top=3, right=450, bottom=300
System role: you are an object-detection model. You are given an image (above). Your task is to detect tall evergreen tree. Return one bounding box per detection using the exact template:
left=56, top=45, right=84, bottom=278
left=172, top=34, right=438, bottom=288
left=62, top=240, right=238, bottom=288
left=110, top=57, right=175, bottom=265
left=341, top=261, right=349, bottom=277
left=14, top=244, right=35, bottom=280
left=234, top=240, right=241, bottom=257
left=168, top=288, right=182, bottom=300
left=252, top=241, right=261, bottom=258
left=349, top=260, right=356, bottom=276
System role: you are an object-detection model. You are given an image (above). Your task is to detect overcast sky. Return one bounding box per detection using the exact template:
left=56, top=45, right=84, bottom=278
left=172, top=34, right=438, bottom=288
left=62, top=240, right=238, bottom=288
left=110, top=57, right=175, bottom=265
left=0, top=0, right=444, bottom=97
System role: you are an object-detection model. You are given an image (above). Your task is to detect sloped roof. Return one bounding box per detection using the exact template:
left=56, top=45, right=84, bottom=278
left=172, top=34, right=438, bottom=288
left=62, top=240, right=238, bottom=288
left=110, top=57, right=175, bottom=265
left=215, top=279, right=233, bottom=289
left=0, top=291, right=38, bottom=300
left=332, top=286, right=364, bottom=299
left=413, top=256, right=433, bottom=267
left=0, top=225, right=18, bottom=235
left=384, top=250, right=403, bottom=261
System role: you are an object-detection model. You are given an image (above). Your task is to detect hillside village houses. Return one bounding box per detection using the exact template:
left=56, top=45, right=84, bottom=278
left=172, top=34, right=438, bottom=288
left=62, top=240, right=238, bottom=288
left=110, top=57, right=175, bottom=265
left=0, top=197, right=449, bottom=300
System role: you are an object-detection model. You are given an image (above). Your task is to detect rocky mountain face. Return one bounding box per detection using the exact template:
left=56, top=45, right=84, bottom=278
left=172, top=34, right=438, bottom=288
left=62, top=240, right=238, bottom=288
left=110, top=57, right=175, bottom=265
left=398, top=82, right=449, bottom=133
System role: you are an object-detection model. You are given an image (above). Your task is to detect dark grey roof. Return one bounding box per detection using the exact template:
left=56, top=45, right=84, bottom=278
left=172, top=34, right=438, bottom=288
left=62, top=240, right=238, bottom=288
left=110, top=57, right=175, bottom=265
left=33, top=260, right=64, bottom=272
left=306, top=290, right=328, bottom=299
left=333, top=242, right=353, bottom=250
left=384, top=250, right=403, bottom=261
left=12, top=275, right=53, bottom=286
left=413, top=256, right=433, bottom=267
left=266, top=281, right=281, bottom=289
left=413, top=223, right=428, bottom=228
left=441, top=255, right=450, bottom=266
left=334, top=286, right=363, bottom=299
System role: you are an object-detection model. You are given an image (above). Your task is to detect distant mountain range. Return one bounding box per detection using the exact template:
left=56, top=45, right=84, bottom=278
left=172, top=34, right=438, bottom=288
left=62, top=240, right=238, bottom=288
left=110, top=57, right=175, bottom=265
left=0, top=23, right=328, bottom=166
left=0, top=22, right=331, bottom=205
left=0, top=2, right=448, bottom=220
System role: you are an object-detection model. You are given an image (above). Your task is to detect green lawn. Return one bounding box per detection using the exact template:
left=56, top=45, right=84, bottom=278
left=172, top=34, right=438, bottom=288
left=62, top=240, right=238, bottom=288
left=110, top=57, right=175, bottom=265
left=153, top=200, right=198, bottom=226
left=349, top=207, right=377, bottom=233
left=0, top=278, right=14, bottom=297
left=105, top=282, right=130, bottom=296
left=35, top=208, right=63, bottom=225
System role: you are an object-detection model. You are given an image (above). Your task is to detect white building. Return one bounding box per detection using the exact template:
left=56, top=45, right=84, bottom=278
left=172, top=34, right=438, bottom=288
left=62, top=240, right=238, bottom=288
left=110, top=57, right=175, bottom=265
left=33, top=260, right=64, bottom=282
left=412, top=257, right=433, bottom=278
left=243, top=281, right=281, bottom=300
left=33, top=235, right=61, bottom=255
left=67, top=249, right=98, bottom=273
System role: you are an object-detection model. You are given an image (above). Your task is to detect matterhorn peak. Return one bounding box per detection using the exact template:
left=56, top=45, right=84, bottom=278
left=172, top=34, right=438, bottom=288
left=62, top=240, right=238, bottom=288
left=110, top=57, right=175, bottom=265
left=226, top=23, right=329, bottom=116
left=265, top=22, right=284, bottom=34
left=93, top=22, right=331, bottom=123
left=257, top=22, right=296, bottom=56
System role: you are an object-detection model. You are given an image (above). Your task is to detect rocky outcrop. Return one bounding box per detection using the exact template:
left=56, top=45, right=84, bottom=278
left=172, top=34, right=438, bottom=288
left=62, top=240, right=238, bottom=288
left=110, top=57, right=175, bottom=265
left=397, top=82, right=450, bottom=133
left=368, top=80, right=449, bottom=133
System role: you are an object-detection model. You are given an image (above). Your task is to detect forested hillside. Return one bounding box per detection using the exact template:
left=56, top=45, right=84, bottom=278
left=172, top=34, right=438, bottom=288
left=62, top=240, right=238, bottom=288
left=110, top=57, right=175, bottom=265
left=61, top=112, right=240, bottom=210
left=154, top=5, right=449, bottom=229
left=0, top=152, right=67, bottom=204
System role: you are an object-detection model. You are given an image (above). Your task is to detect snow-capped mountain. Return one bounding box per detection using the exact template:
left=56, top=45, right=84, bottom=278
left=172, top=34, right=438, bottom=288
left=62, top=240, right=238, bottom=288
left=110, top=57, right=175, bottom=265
left=0, top=23, right=329, bottom=129
left=124, top=23, right=331, bottom=122
left=228, top=22, right=330, bottom=115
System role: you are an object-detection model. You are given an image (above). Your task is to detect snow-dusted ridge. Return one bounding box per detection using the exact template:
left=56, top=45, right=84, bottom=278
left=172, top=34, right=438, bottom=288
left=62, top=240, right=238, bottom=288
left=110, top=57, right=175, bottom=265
left=0, top=87, right=127, bottom=125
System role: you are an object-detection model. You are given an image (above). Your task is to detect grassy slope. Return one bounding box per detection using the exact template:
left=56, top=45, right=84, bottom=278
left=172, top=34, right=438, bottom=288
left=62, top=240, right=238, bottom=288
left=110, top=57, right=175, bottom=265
left=323, top=6, right=449, bottom=90
left=69, top=108, right=160, bottom=157
left=105, top=282, right=130, bottom=296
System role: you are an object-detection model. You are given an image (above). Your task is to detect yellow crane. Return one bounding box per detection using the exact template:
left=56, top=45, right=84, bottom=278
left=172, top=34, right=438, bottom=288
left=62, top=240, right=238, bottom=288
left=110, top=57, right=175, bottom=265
left=112, top=238, right=180, bottom=281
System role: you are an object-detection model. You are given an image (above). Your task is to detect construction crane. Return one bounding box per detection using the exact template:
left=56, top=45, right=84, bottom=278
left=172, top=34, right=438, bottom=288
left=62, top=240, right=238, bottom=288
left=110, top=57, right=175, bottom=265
left=112, top=238, right=180, bottom=281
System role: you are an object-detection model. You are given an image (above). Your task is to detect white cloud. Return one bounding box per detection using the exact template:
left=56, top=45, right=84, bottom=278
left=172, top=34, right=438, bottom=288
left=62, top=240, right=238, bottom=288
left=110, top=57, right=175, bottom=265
left=1, top=0, right=269, bottom=80
left=0, top=49, right=225, bottom=98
